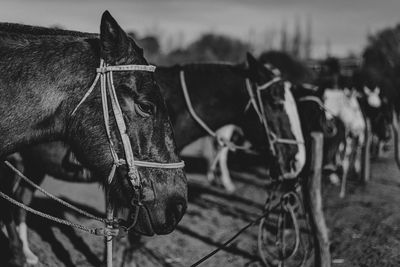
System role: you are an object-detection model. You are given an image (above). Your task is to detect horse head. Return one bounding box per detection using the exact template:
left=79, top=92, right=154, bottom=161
left=67, top=11, right=187, bottom=236
left=363, top=86, right=381, bottom=108
left=361, top=86, right=392, bottom=141
left=242, top=53, right=305, bottom=180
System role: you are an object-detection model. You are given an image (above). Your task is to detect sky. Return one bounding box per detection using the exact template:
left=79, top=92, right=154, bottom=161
left=0, top=0, right=399, bottom=58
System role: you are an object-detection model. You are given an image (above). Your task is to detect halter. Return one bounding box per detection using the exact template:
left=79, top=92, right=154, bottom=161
left=72, top=59, right=185, bottom=211
left=244, top=77, right=303, bottom=157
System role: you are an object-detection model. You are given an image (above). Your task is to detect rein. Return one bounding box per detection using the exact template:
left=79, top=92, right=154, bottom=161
left=1, top=161, right=120, bottom=237
left=190, top=184, right=306, bottom=267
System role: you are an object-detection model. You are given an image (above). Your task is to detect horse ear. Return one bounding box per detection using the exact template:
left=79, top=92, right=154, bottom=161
left=363, top=86, right=371, bottom=95
left=246, top=52, right=259, bottom=72
left=316, top=86, right=325, bottom=98
left=100, top=11, right=131, bottom=63
left=246, top=52, right=265, bottom=80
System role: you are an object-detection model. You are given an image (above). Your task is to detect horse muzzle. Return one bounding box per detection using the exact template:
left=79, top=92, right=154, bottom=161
left=129, top=196, right=187, bottom=236
left=126, top=172, right=187, bottom=236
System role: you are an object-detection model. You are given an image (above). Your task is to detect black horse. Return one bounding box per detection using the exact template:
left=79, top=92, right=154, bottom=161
left=0, top=12, right=187, bottom=266
left=1, top=50, right=301, bottom=264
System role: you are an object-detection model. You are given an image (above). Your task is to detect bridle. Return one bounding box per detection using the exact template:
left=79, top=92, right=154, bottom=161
left=71, top=59, right=185, bottom=228
left=244, top=77, right=302, bottom=156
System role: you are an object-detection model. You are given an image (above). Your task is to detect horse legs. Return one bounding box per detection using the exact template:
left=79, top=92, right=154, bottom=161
left=340, top=137, right=353, bottom=198
left=217, top=147, right=235, bottom=192
left=3, top=207, right=26, bottom=267
left=203, top=137, right=218, bottom=183
left=0, top=157, right=26, bottom=267
left=14, top=162, right=45, bottom=266
left=15, top=185, right=41, bottom=265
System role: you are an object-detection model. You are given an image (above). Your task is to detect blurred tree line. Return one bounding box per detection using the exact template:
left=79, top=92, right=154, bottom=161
left=129, top=30, right=313, bottom=67
left=51, top=19, right=314, bottom=66
left=362, top=24, right=400, bottom=104
left=129, top=31, right=251, bottom=65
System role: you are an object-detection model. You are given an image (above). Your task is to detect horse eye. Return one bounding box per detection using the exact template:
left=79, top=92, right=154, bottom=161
left=135, top=103, right=153, bottom=117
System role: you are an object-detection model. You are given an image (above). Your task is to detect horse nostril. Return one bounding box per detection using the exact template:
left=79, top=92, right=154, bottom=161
left=290, top=159, right=296, bottom=171
left=171, top=199, right=187, bottom=222
left=176, top=203, right=185, bottom=217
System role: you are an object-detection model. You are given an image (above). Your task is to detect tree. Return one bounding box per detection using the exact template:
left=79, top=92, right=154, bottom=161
left=259, top=50, right=315, bottom=84
left=363, top=24, right=400, bottom=106
left=186, top=33, right=250, bottom=62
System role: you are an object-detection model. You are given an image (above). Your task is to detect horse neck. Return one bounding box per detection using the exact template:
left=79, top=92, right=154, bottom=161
left=155, top=65, right=249, bottom=150
left=324, top=90, right=343, bottom=117
left=0, top=33, right=98, bottom=157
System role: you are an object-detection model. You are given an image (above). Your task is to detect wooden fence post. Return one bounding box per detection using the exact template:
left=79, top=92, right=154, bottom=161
left=361, top=118, right=371, bottom=183
left=392, top=110, right=400, bottom=170
left=305, top=132, right=331, bottom=267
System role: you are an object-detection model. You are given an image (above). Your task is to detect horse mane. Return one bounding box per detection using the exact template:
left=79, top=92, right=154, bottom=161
left=0, top=22, right=97, bottom=38
left=259, top=50, right=315, bottom=84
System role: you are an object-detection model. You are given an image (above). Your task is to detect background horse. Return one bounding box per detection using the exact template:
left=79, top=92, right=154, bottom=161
left=323, top=89, right=366, bottom=197
left=351, top=69, right=393, bottom=157
left=0, top=12, right=187, bottom=266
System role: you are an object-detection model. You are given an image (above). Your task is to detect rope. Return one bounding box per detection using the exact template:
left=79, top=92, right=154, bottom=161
left=180, top=70, right=256, bottom=154
left=180, top=70, right=216, bottom=137
left=0, top=188, right=118, bottom=237
left=134, top=160, right=185, bottom=168
left=258, top=77, right=282, bottom=91
left=107, top=70, right=140, bottom=186
left=97, top=64, right=156, bottom=73
left=190, top=183, right=282, bottom=267
left=0, top=191, right=104, bottom=234
left=71, top=72, right=101, bottom=116
left=4, top=161, right=106, bottom=223
left=111, top=158, right=185, bottom=169
left=245, top=78, right=264, bottom=120
left=270, top=132, right=305, bottom=145
left=258, top=190, right=302, bottom=266
left=280, top=199, right=301, bottom=261
left=190, top=209, right=273, bottom=267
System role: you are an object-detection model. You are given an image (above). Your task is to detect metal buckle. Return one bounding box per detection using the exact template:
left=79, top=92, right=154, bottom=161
left=130, top=192, right=144, bottom=207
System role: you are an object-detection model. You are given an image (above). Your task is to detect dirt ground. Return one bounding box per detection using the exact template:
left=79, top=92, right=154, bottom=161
left=1, top=143, right=400, bottom=267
